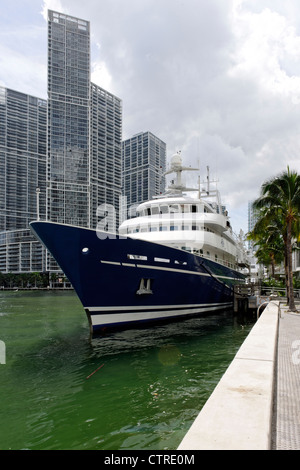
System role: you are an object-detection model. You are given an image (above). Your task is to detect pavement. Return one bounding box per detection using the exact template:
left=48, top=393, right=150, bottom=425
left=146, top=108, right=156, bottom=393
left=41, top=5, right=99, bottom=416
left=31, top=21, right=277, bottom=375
left=273, top=305, right=300, bottom=450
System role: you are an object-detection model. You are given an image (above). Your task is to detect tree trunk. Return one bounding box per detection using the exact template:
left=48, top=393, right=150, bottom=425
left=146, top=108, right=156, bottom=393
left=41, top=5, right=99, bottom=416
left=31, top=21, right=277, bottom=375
left=287, top=220, right=297, bottom=311
left=270, top=253, right=275, bottom=278
left=284, top=241, right=289, bottom=302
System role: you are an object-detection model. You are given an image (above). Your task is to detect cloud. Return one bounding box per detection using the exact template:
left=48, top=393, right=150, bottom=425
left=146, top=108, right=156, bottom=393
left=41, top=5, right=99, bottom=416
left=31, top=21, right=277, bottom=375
left=91, top=57, right=113, bottom=92
left=3, top=0, right=300, bottom=233
left=41, top=0, right=64, bottom=20
left=0, top=2, right=47, bottom=98
left=230, top=7, right=300, bottom=101
left=0, top=44, right=45, bottom=98
left=39, top=0, right=300, bottom=232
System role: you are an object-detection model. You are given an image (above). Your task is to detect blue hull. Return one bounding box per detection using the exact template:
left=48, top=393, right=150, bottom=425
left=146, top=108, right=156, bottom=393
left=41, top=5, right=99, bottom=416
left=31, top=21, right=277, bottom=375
left=30, top=221, right=245, bottom=333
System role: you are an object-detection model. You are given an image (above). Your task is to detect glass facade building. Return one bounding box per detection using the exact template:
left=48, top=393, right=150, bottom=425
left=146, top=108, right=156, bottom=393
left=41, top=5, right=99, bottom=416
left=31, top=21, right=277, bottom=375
left=90, top=83, right=122, bottom=230
left=122, top=132, right=166, bottom=214
left=0, top=10, right=122, bottom=274
left=47, top=11, right=91, bottom=227
left=47, top=11, right=122, bottom=271
left=0, top=87, right=47, bottom=230
left=0, top=87, right=47, bottom=273
left=47, top=11, right=122, bottom=232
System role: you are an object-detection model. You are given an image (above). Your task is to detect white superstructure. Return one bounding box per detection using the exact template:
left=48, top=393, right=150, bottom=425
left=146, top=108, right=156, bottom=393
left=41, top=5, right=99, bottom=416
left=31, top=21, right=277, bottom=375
left=119, top=153, right=247, bottom=272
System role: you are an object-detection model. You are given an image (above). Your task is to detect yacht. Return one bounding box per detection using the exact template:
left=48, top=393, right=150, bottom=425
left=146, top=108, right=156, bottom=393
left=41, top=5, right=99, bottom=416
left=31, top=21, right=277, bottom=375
left=30, top=153, right=246, bottom=334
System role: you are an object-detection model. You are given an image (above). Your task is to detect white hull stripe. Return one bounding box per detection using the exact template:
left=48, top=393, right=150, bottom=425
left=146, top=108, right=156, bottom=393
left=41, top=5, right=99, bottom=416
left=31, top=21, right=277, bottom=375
left=86, top=302, right=231, bottom=313
left=100, top=260, right=241, bottom=282
left=89, top=303, right=232, bottom=326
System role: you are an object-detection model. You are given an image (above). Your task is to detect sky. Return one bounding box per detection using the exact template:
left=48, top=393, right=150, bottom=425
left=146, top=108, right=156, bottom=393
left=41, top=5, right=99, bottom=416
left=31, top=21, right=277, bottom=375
left=1, top=0, right=300, bottom=235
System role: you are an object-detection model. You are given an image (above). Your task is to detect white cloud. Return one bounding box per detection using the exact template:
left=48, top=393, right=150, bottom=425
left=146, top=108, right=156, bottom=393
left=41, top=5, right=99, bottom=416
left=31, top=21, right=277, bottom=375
left=230, top=7, right=300, bottom=103
left=2, top=0, right=300, bottom=233
left=91, top=60, right=113, bottom=92
left=41, top=0, right=65, bottom=20
left=0, top=13, right=47, bottom=98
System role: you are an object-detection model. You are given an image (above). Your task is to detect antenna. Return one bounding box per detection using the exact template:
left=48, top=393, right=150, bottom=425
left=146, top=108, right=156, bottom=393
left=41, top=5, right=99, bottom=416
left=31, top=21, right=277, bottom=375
left=207, top=166, right=210, bottom=195
left=163, top=152, right=198, bottom=195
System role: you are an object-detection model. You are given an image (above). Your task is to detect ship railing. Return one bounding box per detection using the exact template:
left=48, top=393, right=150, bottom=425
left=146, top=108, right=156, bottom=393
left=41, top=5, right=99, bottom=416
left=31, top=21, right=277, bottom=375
left=193, top=250, right=237, bottom=271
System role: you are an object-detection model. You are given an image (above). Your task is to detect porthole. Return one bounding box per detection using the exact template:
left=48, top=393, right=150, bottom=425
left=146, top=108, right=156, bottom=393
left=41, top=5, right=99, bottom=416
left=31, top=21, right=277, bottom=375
left=82, top=247, right=89, bottom=254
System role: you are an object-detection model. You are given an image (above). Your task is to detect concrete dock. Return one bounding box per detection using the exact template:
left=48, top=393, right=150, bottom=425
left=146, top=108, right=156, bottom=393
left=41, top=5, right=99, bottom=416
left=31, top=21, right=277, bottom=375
left=178, top=301, right=300, bottom=450
left=273, top=306, right=300, bottom=449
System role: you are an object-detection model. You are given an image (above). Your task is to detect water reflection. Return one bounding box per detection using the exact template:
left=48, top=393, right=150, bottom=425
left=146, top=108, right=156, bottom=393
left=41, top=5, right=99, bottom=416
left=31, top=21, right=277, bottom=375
left=89, top=310, right=253, bottom=359
left=0, top=291, right=255, bottom=450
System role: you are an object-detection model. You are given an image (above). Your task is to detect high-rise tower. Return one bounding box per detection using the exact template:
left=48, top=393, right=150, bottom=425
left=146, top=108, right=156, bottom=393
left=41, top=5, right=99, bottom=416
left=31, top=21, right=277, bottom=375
left=0, top=87, right=47, bottom=273
left=0, top=10, right=122, bottom=276
left=122, top=131, right=166, bottom=212
left=47, top=11, right=91, bottom=227
left=47, top=11, right=122, bottom=232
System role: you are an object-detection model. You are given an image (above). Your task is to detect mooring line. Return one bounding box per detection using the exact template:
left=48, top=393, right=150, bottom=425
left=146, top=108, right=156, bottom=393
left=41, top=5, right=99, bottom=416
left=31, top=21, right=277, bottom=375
left=86, top=363, right=104, bottom=379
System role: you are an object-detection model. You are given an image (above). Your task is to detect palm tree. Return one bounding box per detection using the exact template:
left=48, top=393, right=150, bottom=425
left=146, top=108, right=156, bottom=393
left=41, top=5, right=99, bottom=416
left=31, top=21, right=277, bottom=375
left=251, top=167, right=300, bottom=312
left=248, top=206, right=284, bottom=278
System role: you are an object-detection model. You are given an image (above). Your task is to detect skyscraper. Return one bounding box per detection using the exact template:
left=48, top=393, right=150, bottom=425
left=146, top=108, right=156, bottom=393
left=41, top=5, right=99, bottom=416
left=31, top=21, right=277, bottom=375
left=90, top=83, right=122, bottom=230
left=0, top=87, right=47, bottom=230
left=248, top=200, right=258, bottom=248
left=47, top=11, right=91, bottom=227
left=47, top=11, right=122, bottom=230
left=122, top=132, right=166, bottom=213
left=0, top=10, right=122, bottom=276
left=0, top=87, right=47, bottom=273
left=47, top=10, right=122, bottom=270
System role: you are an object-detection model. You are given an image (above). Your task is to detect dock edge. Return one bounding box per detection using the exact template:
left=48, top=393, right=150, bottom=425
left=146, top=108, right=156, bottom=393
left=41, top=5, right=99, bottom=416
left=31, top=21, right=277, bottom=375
left=178, top=301, right=280, bottom=450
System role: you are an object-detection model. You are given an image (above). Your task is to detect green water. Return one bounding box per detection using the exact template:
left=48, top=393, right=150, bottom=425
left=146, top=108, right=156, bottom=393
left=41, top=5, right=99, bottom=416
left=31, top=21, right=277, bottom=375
left=0, top=290, right=254, bottom=450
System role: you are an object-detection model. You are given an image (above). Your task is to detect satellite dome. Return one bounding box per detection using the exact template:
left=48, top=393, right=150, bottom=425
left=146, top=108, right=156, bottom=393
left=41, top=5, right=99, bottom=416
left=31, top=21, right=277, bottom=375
left=171, top=152, right=182, bottom=167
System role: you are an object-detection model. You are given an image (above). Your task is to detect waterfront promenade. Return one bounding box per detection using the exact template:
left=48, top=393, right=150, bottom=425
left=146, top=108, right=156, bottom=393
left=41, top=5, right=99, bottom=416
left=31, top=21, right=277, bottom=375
left=273, top=305, right=300, bottom=449
left=178, top=301, right=300, bottom=450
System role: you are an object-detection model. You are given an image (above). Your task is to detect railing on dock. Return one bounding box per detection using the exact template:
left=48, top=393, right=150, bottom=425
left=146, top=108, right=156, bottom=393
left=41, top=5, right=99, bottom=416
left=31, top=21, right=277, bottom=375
left=233, top=283, right=300, bottom=314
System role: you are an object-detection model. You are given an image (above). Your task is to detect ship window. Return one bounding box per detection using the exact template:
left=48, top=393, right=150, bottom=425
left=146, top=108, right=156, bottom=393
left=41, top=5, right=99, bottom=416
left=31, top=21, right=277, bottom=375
left=192, top=225, right=198, bottom=231
left=160, top=225, right=168, bottom=231
left=82, top=247, right=89, bottom=254
left=150, top=226, right=158, bottom=231
left=151, top=206, right=159, bottom=215
left=170, top=225, right=178, bottom=231
left=160, top=205, right=168, bottom=214
left=169, top=204, right=179, bottom=213
left=192, top=205, right=197, bottom=213
left=127, top=254, right=147, bottom=260
left=154, top=257, right=170, bottom=263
